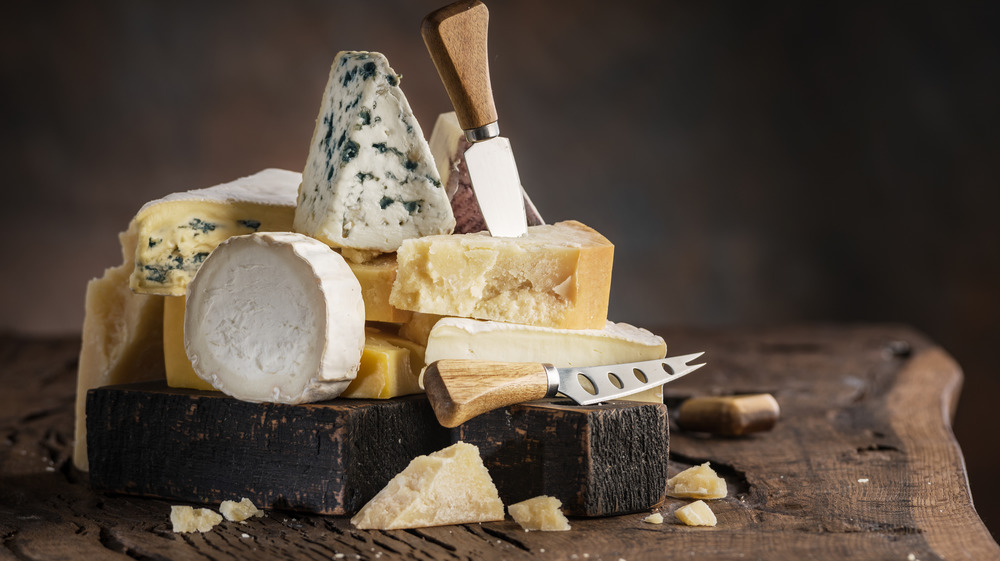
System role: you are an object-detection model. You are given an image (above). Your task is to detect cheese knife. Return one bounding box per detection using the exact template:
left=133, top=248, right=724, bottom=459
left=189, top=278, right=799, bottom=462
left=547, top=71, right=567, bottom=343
left=423, top=353, right=706, bottom=427
left=422, top=0, right=528, bottom=237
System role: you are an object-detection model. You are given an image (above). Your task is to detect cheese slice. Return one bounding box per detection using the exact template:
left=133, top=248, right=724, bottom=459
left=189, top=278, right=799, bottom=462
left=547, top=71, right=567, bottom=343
left=507, top=496, right=571, bottom=531
left=428, top=111, right=544, bottom=234
left=351, top=442, right=504, bottom=529
left=340, top=327, right=425, bottom=399
left=295, top=51, right=454, bottom=253
left=390, top=221, right=614, bottom=329
left=184, top=232, right=364, bottom=404
left=348, top=253, right=411, bottom=323
left=130, top=168, right=300, bottom=296
left=73, top=225, right=165, bottom=471
left=423, top=318, right=666, bottom=402
left=163, top=295, right=214, bottom=391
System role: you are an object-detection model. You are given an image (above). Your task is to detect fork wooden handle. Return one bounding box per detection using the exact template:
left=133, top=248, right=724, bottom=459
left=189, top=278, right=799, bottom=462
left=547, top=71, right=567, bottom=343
left=423, top=360, right=550, bottom=427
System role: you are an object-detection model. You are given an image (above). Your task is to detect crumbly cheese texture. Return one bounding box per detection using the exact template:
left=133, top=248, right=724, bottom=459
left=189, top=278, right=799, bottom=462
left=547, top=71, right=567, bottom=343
left=348, top=253, right=412, bottom=323
left=163, top=295, right=214, bottom=391
left=170, top=506, right=223, bottom=533
left=220, top=498, right=264, bottom=522
left=508, top=496, right=571, bottom=532
left=295, top=51, right=454, bottom=253
left=643, top=512, right=665, bottom=524
left=428, top=111, right=544, bottom=234
left=184, top=232, right=364, bottom=404
left=341, top=327, right=425, bottom=399
left=74, top=225, right=165, bottom=471
left=350, top=442, right=504, bottom=529
left=667, top=462, right=728, bottom=499
left=424, top=318, right=666, bottom=402
left=675, top=500, right=717, bottom=526
left=130, top=168, right=300, bottom=295
left=390, top=221, right=614, bottom=329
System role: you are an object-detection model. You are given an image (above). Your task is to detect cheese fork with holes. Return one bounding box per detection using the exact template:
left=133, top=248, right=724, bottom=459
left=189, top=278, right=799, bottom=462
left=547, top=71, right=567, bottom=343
left=422, top=353, right=706, bottom=427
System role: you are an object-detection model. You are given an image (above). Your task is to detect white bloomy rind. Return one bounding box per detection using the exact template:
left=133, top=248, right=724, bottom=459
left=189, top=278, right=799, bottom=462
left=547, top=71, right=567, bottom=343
left=184, top=232, right=365, bottom=404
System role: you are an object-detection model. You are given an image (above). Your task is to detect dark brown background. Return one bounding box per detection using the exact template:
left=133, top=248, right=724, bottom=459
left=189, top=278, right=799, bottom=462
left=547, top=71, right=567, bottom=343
left=2, top=0, right=997, bottom=539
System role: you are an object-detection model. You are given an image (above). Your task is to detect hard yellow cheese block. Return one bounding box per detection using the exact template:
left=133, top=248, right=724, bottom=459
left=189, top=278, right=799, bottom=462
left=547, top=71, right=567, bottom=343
left=74, top=226, right=165, bottom=471
left=508, top=496, right=571, bottom=531
left=348, top=253, right=412, bottom=323
left=130, top=169, right=300, bottom=296
left=340, top=327, right=425, bottom=399
left=390, top=220, right=613, bottom=330
left=351, top=442, right=504, bottom=529
left=423, top=317, right=667, bottom=402
left=163, top=295, right=214, bottom=391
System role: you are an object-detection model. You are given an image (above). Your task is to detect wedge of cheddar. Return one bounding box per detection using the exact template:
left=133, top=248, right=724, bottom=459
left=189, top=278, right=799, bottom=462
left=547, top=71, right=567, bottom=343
left=350, top=442, right=504, bottom=529
left=129, top=168, right=301, bottom=296
left=163, top=295, right=213, bottom=391
left=74, top=226, right=165, bottom=471
left=423, top=318, right=667, bottom=402
left=349, top=253, right=412, bottom=323
left=295, top=51, right=454, bottom=253
left=340, top=327, right=425, bottom=399
left=390, top=221, right=614, bottom=329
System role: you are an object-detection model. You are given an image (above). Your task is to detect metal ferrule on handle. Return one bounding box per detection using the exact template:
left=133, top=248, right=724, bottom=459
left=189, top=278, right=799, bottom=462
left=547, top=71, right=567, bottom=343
left=542, top=364, right=561, bottom=398
left=464, top=121, right=500, bottom=143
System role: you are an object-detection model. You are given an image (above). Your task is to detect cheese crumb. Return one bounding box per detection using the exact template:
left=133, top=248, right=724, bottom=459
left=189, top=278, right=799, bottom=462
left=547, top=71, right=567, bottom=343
left=508, top=496, right=571, bottom=531
left=170, top=505, right=223, bottom=533
left=220, top=497, right=264, bottom=522
left=643, top=512, right=664, bottom=524
left=667, top=462, right=727, bottom=499
left=675, top=500, right=717, bottom=527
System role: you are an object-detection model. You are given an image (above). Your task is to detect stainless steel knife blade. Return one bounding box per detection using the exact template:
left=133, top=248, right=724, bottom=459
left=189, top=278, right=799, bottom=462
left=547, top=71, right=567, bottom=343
left=547, top=352, right=706, bottom=405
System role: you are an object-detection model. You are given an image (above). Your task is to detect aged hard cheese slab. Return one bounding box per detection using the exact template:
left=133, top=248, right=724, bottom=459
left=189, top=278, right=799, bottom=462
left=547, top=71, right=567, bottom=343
left=163, top=295, right=213, bottom=391
left=295, top=51, right=454, bottom=254
left=391, top=220, right=614, bottom=329
left=86, top=384, right=668, bottom=517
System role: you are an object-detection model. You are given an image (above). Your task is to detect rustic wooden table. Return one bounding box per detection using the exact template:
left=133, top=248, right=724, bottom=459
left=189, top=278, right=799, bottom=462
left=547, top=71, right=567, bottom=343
left=1, top=325, right=997, bottom=560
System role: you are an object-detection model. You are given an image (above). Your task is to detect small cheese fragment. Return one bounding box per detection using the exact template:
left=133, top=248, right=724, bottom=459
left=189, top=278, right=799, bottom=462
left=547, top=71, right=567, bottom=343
left=163, top=295, right=214, bottom=391
left=507, top=496, right=571, bottom=532
left=391, top=221, right=614, bottom=329
left=674, top=500, right=717, bottom=527
left=220, top=498, right=264, bottom=522
left=295, top=51, right=454, bottom=253
left=350, top=441, right=504, bottom=529
left=74, top=225, right=165, bottom=471
left=428, top=111, right=544, bottom=234
left=130, top=168, right=300, bottom=295
left=170, top=506, right=223, bottom=533
left=667, top=463, right=728, bottom=499
left=348, top=253, right=412, bottom=323
left=340, top=327, right=425, bottom=399
left=643, top=512, right=664, bottom=524
left=184, top=232, right=364, bottom=404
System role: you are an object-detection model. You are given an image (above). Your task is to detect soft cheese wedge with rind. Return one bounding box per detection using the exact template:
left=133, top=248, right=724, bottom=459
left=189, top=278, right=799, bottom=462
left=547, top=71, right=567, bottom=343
left=350, top=442, right=504, bottom=529
left=130, top=168, right=300, bottom=296
left=296, top=51, right=454, bottom=253
left=390, top=221, right=613, bottom=329
left=74, top=225, right=165, bottom=471
left=184, top=232, right=364, bottom=404
left=423, top=318, right=667, bottom=402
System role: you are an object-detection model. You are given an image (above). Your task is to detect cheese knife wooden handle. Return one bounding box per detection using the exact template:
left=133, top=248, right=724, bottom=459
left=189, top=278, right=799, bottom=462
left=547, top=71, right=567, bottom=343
left=421, top=0, right=498, bottom=132
left=422, top=360, right=552, bottom=427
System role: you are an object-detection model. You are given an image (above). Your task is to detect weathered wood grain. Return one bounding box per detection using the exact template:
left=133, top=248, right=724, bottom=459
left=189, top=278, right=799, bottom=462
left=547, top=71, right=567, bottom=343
left=1, top=326, right=998, bottom=561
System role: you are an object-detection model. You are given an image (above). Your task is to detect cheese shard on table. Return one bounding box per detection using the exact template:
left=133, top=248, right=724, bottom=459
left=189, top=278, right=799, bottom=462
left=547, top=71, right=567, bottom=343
left=424, top=318, right=667, bottom=402
left=508, top=496, right=571, bottom=531
left=340, top=327, right=425, bottom=399
left=428, top=111, right=544, bottom=234
left=643, top=512, right=665, bottom=524
left=348, top=253, right=412, bottom=323
left=184, top=232, right=364, bottom=404
left=675, top=500, right=717, bottom=527
left=170, top=506, right=223, bottom=533
left=350, top=441, right=504, bottom=529
left=163, top=295, right=214, bottom=391
left=667, top=462, right=728, bottom=499
left=220, top=498, right=264, bottom=522
left=390, top=221, right=614, bottom=330
left=73, top=225, right=165, bottom=471
left=295, top=51, right=454, bottom=254
left=129, top=168, right=300, bottom=296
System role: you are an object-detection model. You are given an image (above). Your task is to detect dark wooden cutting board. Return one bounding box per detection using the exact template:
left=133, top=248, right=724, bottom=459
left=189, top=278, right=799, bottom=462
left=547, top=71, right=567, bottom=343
left=86, top=382, right=669, bottom=517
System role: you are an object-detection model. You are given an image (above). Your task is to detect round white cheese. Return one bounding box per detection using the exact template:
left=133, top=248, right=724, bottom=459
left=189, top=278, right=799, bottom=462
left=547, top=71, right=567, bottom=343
left=184, top=232, right=364, bottom=403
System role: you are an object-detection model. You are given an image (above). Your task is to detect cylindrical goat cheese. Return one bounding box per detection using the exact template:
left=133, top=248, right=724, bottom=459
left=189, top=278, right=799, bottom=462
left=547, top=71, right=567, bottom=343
left=184, top=232, right=364, bottom=404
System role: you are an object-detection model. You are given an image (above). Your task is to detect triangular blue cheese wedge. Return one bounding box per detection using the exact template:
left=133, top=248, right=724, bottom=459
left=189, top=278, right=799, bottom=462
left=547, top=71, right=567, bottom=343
left=296, top=51, right=455, bottom=254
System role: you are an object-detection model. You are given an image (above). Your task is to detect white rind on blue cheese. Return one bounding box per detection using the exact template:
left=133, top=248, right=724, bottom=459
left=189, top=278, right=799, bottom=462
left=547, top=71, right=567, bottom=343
left=295, top=51, right=454, bottom=253
left=129, top=168, right=301, bottom=296
left=184, top=232, right=365, bottom=404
